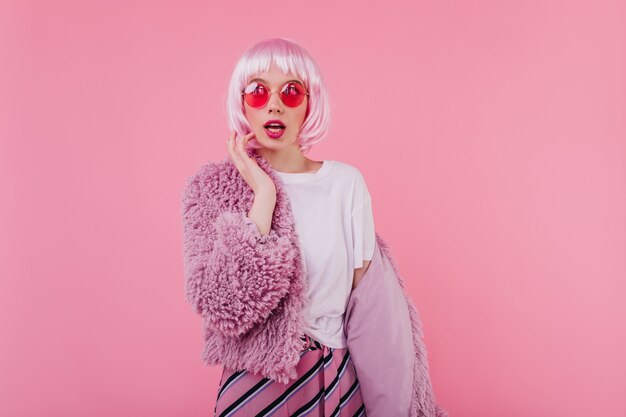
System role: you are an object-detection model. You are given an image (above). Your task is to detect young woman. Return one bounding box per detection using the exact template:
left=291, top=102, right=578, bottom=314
left=186, top=37, right=376, bottom=416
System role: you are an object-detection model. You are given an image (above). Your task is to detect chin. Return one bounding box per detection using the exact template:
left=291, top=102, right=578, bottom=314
left=263, top=135, right=291, bottom=145
left=254, top=137, right=279, bottom=149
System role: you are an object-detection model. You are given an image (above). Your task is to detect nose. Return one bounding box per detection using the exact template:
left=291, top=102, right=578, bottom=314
left=267, top=91, right=283, bottom=113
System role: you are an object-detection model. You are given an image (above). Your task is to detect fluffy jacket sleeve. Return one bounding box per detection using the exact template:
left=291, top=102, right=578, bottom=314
left=181, top=165, right=298, bottom=338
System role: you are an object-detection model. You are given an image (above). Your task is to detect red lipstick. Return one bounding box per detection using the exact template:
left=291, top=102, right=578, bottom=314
left=263, top=119, right=286, bottom=139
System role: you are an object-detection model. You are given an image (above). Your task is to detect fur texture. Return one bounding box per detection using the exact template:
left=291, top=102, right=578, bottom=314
left=375, top=235, right=449, bottom=417
left=181, top=149, right=448, bottom=416
left=181, top=152, right=309, bottom=383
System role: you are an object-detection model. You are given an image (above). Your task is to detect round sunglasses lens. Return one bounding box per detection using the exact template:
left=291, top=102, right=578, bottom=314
left=243, top=82, right=268, bottom=108
left=280, top=82, right=306, bottom=107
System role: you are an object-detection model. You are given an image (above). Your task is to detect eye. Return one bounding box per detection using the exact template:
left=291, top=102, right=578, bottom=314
left=281, top=82, right=302, bottom=96
left=244, top=82, right=267, bottom=95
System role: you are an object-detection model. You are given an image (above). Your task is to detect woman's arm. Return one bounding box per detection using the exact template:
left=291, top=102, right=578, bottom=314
left=181, top=166, right=297, bottom=338
left=247, top=186, right=276, bottom=236
left=352, top=260, right=372, bottom=290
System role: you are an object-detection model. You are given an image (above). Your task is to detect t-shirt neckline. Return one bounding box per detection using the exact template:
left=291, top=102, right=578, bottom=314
left=272, top=160, right=332, bottom=183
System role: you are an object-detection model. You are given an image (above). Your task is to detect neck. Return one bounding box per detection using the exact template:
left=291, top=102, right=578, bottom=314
left=255, top=145, right=315, bottom=173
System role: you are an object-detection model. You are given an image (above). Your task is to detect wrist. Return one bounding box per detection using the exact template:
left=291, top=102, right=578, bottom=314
left=254, top=185, right=277, bottom=199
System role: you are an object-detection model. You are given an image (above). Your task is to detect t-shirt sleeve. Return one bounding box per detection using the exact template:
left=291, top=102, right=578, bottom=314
left=351, top=172, right=376, bottom=269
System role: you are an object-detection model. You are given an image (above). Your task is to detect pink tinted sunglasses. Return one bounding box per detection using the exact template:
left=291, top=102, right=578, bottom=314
left=242, top=80, right=310, bottom=108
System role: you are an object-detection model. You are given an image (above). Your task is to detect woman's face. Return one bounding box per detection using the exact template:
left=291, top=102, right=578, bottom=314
left=243, top=62, right=308, bottom=151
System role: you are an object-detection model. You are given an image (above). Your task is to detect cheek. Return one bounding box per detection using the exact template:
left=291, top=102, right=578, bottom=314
left=300, top=101, right=309, bottom=124
left=244, top=107, right=261, bottom=125
left=298, top=108, right=308, bottom=125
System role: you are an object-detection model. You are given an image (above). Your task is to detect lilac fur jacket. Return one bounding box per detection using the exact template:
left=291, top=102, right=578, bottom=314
left=181, top=150, right=448, bottom=417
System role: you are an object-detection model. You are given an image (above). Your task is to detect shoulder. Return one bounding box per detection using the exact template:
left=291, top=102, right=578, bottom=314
left=328, top=160, right=368, bottom=183
left=329, top=160, right=370, bottom=191
left=181, top=157, right=238, bottom=207
left=183, top=156, right=237, bottom=191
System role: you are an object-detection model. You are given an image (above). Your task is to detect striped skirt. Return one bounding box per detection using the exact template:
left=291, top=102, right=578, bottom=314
left=213, top=334, right=367, bottom=417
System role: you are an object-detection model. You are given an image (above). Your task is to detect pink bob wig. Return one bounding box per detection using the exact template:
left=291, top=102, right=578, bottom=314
left=224, top=37, right=331, bottom=154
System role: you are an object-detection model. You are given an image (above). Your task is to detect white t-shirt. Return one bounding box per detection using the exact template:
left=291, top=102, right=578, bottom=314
left=272, top=160, right=376, bottom=348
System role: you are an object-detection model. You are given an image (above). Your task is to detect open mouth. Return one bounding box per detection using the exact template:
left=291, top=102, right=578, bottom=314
left=263, top=122, right=286, bottom=133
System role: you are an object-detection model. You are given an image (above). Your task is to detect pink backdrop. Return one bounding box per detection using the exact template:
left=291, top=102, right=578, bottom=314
left=1, top=1, right=625, bottom=416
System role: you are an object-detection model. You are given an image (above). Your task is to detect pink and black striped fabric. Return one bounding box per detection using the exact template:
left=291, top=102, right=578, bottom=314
left=213, top=334, right=367, bottom=417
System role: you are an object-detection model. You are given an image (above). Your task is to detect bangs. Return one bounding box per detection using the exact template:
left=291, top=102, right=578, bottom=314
left=239, top=43, right=312, bottom=88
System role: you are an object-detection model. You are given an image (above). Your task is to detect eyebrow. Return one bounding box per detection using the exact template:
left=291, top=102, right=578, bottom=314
left=248, top=77, right=304, bottom=86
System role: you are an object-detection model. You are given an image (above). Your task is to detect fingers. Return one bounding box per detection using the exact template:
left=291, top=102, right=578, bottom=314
left=227, top=130, right=256, bottom=173
left=237, top=132, right=256, bottom=161
left=226, top=131, right=243, bottom=169
left=244, top=131, right=255, bottom=146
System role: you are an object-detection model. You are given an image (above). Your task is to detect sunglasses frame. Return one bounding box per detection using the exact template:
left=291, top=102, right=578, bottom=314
left=241, top=80, right=310, bottom=108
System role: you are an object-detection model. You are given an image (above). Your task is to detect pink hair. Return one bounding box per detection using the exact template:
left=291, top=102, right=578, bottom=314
left=224, top=37, right=331, bottom=154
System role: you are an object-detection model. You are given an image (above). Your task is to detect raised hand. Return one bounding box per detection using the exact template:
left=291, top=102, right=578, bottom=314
left=226, top=130, right=276, bottom=195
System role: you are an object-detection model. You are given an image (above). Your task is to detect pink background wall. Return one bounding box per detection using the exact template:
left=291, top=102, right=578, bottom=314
left=1, top=0, right=624, bottom=416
